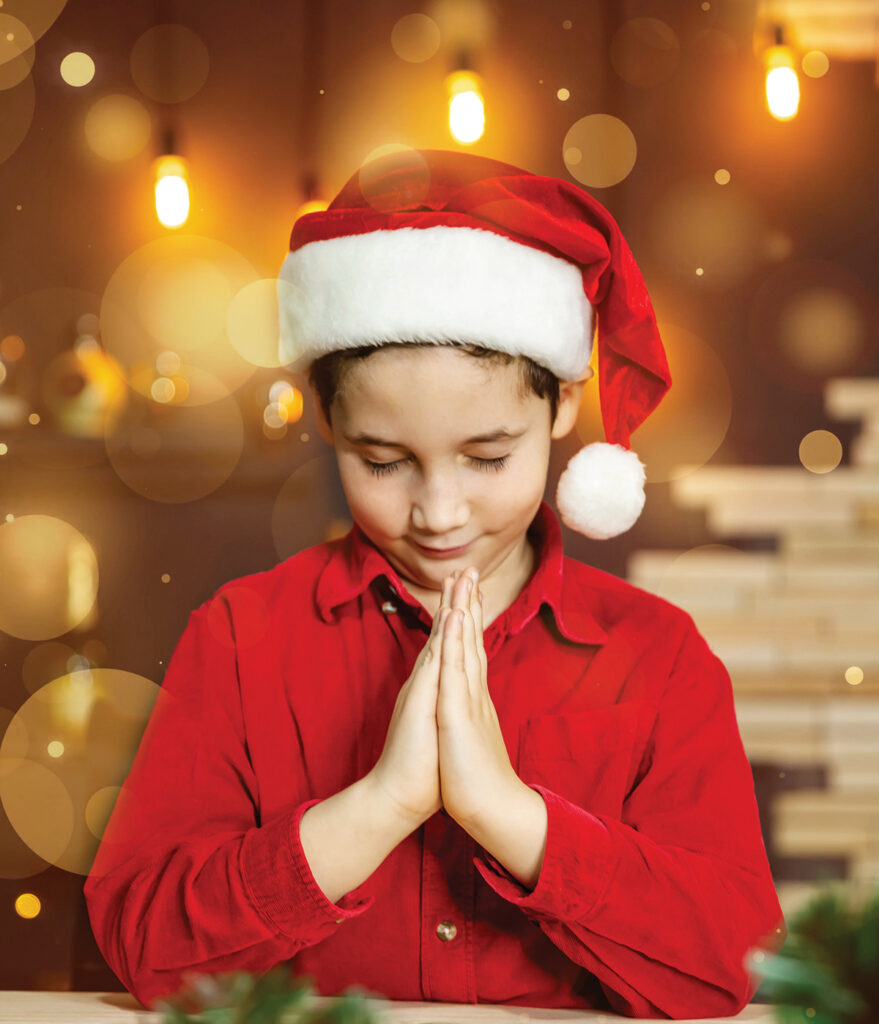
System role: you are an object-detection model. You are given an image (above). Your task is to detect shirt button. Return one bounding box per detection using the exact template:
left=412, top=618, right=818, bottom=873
left=381, top=601, right=397, bottom=614
left=436, top=920, right=457, bottom=942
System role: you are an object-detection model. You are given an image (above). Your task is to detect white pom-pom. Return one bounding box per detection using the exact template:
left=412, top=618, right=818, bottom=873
left=555, top=442, right=646, bottom=540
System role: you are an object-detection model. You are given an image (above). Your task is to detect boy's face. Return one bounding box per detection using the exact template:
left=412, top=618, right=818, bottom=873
left=315, top=345, right=586, bottom=598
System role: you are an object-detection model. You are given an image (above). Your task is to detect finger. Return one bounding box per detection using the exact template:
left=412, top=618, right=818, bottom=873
left=470, top=581, right=488, bottom=678
left=441, top=606, right=467, bottom=684
left=459, top=595, right=482, bottom=699
left=422, top=607, right=450, bottom=670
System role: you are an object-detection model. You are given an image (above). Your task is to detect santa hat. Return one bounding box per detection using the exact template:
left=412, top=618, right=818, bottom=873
left=277, top=148, right=672, bottom=540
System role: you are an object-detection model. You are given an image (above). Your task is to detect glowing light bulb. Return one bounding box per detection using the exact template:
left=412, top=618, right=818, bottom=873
left=446, top=70, right=485, bottom=144
left=764, top=45, right=799, bottom=120
left=153, top=154, right=190, bottom=228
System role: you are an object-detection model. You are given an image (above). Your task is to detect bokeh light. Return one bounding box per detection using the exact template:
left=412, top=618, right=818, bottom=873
left=272, top=454, right=346, bottom=561
left=802, top=50, right=830, bottom=78
left=4, top=0, right=67, bottom=45
left=648, top=176, right=762, bottom=287
left=610, top=18, right=679, bottom=87
left=573, top=323, right=732, bottom=483
left=129, top=24, right=209, bottom=103
left=714, top=168, right=731, bottom=185
left=226, top=278, right=291, bottom=369
left=22, top=643, right=78, bottom=697
left=845, top=666, right=864, bottom=686
left=563, top=114, right=637, bottom=188
left=14, top=893, right=41, bottom=918
left=100, top=235, right=260, bottom=405
left=799, top=429, right=843, bottom=474
left=59, top=51, right=95, bottom=87
left=749, top=260, right=876, bottom=392
left=0, top=669, right=164, bottom=876
left=390, top=13, right=441, bottom=63
left=0, top=14, right=36, bottom=91
left=104, top=381, right=244, bottom=503
left=0, top=516, right=99, bottom=641
left=84, top=94, right=151, bottom=161
left=557, top=87, right=570, bottom=101
left=358, top=145, right=431, bottom=212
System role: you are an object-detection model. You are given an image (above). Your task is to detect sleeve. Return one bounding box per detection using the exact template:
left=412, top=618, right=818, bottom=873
left=471, top=617, right=787, bottom=1020
left=83, top=595, right=374, bottom=1011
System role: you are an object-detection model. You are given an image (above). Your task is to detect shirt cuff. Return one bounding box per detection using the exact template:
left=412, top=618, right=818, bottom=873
left=241, top=797, right=374, bottom=937
left=472, top=782, right=617, bottom=922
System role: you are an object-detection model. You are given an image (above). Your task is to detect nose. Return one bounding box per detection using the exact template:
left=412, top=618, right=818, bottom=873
left=410, top=466, right=469, bottom=536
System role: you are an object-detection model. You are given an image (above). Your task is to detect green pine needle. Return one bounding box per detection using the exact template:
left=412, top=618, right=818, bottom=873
left=747, top=879, right=879, bottom=1024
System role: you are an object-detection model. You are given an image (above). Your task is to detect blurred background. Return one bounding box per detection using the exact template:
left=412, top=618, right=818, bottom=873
left=0, top=0, right=877, bottom=996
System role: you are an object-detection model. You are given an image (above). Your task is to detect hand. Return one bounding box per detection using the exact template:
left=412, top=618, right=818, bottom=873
left=367, top=573, right=454, bottom=829
left=437, top=567, right=518, bottom=827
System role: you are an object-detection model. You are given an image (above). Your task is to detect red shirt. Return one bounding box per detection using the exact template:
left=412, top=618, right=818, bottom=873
left=84, top=501, right=785, bottom=1018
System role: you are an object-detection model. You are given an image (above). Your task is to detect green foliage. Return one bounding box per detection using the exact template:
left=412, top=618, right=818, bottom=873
left=154, top=966, right=384, bottom=1024
left=747, top=879, right=879, bottom=1024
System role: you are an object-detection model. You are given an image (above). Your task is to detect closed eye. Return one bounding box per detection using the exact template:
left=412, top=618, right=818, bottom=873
left=364, top=455, right=510, bottom=477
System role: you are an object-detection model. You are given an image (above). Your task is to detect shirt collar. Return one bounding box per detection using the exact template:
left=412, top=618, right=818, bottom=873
left=315, top=501, right=609, bottom=646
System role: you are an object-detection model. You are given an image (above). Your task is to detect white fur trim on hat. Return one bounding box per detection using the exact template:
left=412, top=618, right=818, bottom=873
left=278, top=225, right=594, bottom=380
left=556, top=442, right=647, bottom=540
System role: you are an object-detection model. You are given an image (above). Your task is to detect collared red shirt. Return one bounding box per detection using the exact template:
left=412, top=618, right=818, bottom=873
left=84, top=501, right=785, bottom=1018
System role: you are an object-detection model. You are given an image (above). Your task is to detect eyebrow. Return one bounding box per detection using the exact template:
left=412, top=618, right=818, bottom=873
left=342, top=428, right=526, bottom=449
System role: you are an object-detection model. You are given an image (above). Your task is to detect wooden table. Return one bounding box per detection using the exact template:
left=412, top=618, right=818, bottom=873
left=0, top=992, right=778, bottom=1023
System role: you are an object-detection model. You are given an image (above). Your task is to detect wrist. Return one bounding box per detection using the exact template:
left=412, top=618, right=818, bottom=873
left=362, top=770, right=428, bottom=835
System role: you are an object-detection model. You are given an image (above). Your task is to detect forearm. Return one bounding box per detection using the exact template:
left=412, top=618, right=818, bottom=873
left=460, top=778, right=548, bottom=891
left=299, top=773, right=421, bottom=905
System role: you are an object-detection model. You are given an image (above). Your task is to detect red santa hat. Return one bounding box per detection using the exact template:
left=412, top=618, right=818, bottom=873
left=277, top=148, right=672, bottom=540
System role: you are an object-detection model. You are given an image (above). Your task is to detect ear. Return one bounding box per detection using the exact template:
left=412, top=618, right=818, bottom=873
left=550, top=365, right=593, bottom=441
left=312, top=391, right=335, bottom=445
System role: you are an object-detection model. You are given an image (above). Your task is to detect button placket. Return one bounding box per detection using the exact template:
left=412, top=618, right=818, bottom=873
left=420, top=813, right=476, bottom=1002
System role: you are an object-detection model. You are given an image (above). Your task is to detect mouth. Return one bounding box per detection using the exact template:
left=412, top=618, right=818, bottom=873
left=413, top=538, right=473, bottom=558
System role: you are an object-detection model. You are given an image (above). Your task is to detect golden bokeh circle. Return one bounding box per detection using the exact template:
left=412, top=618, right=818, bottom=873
left=0, top=516, right=99, bottom=641
left=104, top=379, right=244, bottom=503
left=714, top=168, right=731, bottom=185
left=845, top=666, right=864, bottom=686
left=802, top=50, right=829, bottom=78
left=798, top=429, right=842, bottom=474
left=780, top=287, right=865, bottom=375
left=0, top=14, right=35, bottom=91
left=272, top=454, right=347, bottom=561
left=84, top=93, right=151, bottom=161
left=0, top=69, right=35, bottom=165
left=0, top=668, right=163, bottom=876
left=15, top=892, right=41, bottom=918
left=358, top=145, right=431, bottom=212
left=748, top=260, right=876, bottom=393
left=0, top=759, right=75, bottom=868
left=649, top=177, right=762, bottom=286
left=227, top=278, right=289, bottom=369
left=390, top=13, right=441, bottom=63
left=59, top=51, right=95, bottom=87
left=573, top=323, right=731, bottom=483
left=5, top=0, right=66, bottom=44
left=557, top=87, right=570, bottom=101
left=563, top=115, right=637, bottom=189
left=100, top=235, right=260, bottom=404
left=610, top=18, right=680, bottom=88
left=129, top=24, right=209, bottom=103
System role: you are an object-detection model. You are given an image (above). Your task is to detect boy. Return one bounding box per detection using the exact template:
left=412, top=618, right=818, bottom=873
left=84, top=149, right=786, bottom=1018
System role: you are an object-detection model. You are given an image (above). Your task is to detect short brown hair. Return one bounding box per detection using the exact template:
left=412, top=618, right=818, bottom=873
left=308, top=340, right=560, bottom=429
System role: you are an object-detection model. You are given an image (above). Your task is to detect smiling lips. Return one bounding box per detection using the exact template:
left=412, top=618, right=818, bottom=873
left=415, top=539, right=473, bottom=557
